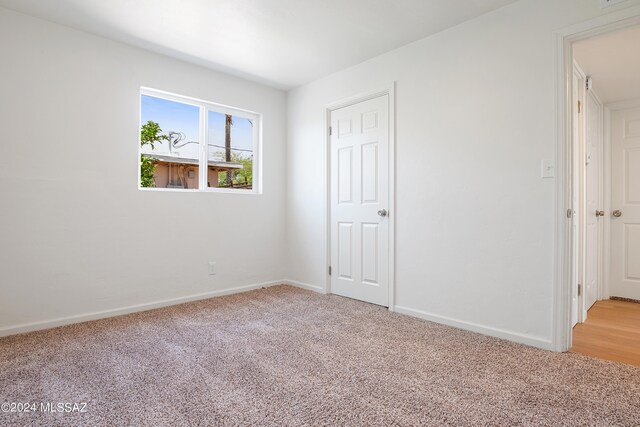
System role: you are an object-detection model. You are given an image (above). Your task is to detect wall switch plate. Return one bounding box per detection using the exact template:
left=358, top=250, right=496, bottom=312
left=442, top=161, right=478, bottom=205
left=208, top=261, right=217, bottom=275
left=541, top=159, right=555, bottom=178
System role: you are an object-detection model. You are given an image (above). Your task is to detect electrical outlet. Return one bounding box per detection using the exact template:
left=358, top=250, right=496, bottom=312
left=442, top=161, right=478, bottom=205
left=208, top=261, right=216, bottom=275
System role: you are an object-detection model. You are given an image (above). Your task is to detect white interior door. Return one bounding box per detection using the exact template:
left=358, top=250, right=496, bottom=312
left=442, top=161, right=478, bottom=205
left=571, top=68, right=584, bottom=327
left=583, top=91, right=602, bottom=312
left=330, top=95, right=389, bottom=307
left=611, top=106, right=640, bottom=300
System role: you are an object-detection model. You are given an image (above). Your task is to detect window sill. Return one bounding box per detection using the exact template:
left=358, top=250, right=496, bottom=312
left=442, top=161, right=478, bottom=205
left=138, top=187, right=261, bottom=195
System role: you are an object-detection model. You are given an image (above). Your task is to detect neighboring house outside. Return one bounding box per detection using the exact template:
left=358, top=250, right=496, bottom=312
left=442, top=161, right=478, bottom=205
left=147, top=154, right=244, bottom=189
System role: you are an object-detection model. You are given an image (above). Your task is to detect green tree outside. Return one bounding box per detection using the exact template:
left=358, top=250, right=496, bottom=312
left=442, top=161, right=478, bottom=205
left=140, top=121, right=169, bottom=187
left=217, top=152, right=253, bottom=187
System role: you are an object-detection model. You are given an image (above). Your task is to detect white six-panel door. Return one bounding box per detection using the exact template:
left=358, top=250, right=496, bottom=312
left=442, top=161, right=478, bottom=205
left=611, top=106, right=640, bottom=300
left=330, top=95, right=389, bottom=307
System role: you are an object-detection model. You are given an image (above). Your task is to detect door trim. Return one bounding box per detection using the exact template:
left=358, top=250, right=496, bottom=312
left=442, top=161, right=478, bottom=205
left=554, top=7, right=640, bottom=352
left=324, top=84, right=396, bottom=310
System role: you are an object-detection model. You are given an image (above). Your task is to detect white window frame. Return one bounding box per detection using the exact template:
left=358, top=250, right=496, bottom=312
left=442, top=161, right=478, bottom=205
left=138, top=87, right=262, bottom=194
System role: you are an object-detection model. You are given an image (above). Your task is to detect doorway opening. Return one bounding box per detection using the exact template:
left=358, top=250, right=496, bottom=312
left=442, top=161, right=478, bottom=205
left=566, top=22, right=640, bottom=366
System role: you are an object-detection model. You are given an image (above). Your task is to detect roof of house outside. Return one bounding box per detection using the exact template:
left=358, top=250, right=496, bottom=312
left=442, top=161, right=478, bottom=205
left=148, top=154, right=244, bottom=170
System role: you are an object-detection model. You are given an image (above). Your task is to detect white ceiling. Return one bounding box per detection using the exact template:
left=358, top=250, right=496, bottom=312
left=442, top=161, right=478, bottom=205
left=0, top=0, right=519, bottom=90
left=574, top=25, right=640, bottom=104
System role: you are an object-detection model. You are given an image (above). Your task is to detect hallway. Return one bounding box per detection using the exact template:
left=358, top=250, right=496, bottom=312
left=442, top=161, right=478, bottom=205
left=571, top=299, right=640, bottom=367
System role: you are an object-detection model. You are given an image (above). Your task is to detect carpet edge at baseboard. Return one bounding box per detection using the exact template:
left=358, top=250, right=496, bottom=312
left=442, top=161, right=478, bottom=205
left=394, top=305, right=554, bottom=352
left=0, top=280, right=289, bottom=338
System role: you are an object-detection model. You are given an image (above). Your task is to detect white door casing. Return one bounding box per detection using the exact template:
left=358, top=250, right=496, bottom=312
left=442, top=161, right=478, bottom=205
left=611, top=106, right=640, bottom=300
left=583, top=90, right=602, bottom=313
left=330, top=95, right=389, bottom=307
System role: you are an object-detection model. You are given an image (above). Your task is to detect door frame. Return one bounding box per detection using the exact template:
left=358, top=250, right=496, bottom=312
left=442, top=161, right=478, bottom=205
left=324, top=84, right=396, bottom=310
left=554, top=6, right=640, bottom=352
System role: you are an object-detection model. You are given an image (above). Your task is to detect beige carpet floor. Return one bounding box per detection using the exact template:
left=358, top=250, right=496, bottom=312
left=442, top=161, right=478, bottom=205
left=1, top=285, right=639, bottom=427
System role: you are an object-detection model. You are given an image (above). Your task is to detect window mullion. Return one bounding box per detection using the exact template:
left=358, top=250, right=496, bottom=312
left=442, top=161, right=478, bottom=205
left=199, top=105, right=207, bottom=190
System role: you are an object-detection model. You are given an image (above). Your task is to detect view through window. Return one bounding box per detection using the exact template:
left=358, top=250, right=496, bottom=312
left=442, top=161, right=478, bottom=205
left=139, top=90, right=259, bottom=192
left=207, top=111, right=254, bottom=189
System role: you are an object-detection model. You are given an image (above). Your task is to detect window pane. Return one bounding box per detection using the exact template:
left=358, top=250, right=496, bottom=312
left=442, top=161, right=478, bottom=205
left=207, top=111, right=254, bottom=190
left=140, top=95, right=200, bottom=189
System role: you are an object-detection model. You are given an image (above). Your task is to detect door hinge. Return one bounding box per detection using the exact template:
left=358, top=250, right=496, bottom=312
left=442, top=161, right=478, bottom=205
left=578, top=100, right=582, bottom=114
left=328, top=266, right=332, bottom=276
left=578, top=283, right=582, bottom=297
left=329, top=126, right=333, bottom=136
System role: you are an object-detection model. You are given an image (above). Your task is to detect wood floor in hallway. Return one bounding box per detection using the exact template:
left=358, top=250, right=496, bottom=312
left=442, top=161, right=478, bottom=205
left=571, top=299, right=640, bottom=367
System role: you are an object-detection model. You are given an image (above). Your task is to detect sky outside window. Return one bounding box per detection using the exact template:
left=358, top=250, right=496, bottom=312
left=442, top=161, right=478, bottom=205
left=141, top=95, right=254, bottom=161
left=207, top=111, right=254, bottom=161
left=141, top=95, right=200, bottom=159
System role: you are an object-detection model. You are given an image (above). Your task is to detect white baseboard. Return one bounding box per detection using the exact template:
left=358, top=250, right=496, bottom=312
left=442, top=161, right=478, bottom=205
left=394, top=305, right=554, bottom=351
left=0, top=279, right=553, bottom=352
left=0, top=280, right=285, bottom=338
left=283, top=279, right=325, bottom=294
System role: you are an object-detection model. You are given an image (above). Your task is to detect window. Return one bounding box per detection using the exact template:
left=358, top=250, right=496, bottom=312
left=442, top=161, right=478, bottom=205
left=139, top=88, right=260, bottom=192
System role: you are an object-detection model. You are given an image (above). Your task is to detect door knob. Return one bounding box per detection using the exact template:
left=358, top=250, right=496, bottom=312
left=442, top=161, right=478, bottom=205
left=377, top=209, right=388, bottom=217
left=612, top=210, right=622, bottom=218
left=596, top=210, right=605, bottom=217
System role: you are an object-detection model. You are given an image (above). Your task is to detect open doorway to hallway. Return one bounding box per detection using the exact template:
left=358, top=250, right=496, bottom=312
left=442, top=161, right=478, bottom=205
left=569, top=24, right=640, bottom=366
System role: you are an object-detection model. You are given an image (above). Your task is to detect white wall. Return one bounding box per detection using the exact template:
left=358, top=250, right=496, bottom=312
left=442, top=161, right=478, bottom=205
left=0, top=7, right=287, bottom=335
left=286, top=0, right=640, bottom=349
left=4, top=0, right=640, bottom=347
